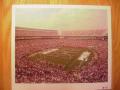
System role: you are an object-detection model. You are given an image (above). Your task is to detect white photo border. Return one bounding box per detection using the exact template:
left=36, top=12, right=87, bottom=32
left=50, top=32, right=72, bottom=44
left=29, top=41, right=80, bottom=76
left=11, top=5, right=112, bottom=90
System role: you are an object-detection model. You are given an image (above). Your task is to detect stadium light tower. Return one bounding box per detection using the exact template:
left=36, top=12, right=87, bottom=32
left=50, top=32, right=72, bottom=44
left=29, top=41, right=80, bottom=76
left=58, top=30, right=64, bottom=39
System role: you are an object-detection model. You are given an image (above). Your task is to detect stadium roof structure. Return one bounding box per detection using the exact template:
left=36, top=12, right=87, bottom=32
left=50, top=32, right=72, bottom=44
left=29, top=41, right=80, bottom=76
left=16, top=27, right=107, bottom=37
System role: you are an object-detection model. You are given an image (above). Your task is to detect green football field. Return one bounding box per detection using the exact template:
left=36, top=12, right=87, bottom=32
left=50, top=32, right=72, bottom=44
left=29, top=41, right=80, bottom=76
left=28, top=47, right=94, bottom=70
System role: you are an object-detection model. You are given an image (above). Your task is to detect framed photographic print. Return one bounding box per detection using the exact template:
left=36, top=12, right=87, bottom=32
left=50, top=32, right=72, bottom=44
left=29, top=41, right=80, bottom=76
left=11, top=5, right=112, bottom=90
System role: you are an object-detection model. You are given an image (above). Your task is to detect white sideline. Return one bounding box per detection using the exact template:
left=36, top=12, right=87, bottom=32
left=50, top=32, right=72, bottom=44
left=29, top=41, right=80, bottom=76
left=42, top=48, right=59, bottom=54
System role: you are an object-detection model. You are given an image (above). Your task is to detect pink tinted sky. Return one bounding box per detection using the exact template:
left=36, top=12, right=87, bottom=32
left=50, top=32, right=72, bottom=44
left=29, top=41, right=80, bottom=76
left=15, top=8, right=108, bottom=35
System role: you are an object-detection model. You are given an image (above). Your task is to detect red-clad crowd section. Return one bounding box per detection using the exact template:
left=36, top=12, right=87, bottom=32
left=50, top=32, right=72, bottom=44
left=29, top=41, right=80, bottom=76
left=16, top=38, right=108, bottom=83
left=15, top=27, right=108, bottom=83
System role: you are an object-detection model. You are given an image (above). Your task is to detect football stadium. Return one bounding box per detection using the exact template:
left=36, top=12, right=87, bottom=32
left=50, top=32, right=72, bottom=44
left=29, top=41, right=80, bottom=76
left=15, top=27, right=108, bottom=83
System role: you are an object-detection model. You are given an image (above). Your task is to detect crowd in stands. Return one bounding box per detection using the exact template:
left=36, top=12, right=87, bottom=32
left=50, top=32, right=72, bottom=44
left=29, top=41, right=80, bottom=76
left=15, top=38, right=108, bottom=83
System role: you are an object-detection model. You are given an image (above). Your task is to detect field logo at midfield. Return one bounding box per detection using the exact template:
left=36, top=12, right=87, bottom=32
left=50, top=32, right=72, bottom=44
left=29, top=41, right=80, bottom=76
left=78, top=51, right=91, bottom=61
